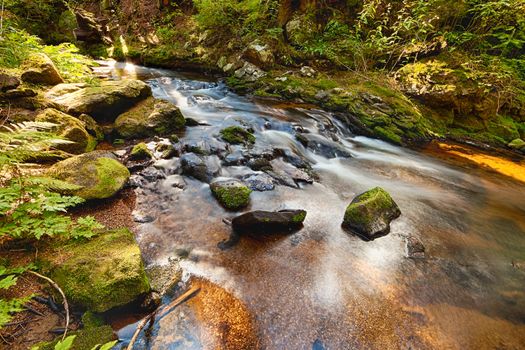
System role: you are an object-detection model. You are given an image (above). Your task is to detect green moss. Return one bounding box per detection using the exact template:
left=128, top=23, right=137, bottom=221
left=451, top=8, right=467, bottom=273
left=49, top=152, right=130, bottom=200
left=130, top=142, right=153, bottom=160
left=343, top=187, right=397, bottom=226
left=81, top=311, right=104, bottom=328
left=291, top=211, right=306, bottom=223
left=373, top=126, right=403, bottom=145
left=211, top=184, right=251, bottom=210
left=35, top=325, right=114, bottom=350
left=46, top=229, right=150, bottom=313
left=219, top=126, right=256, bottom=144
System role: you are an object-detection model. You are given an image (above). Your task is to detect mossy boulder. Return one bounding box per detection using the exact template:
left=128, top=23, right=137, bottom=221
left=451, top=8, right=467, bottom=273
left=508, top=138, right=525, bottom=151
left=130, top=142, right=153, bottom=160
left=49, top=80, right=151, bottom=121
left=219, top=126, right=255, bottom=144
left=210, top=178, right=251, bottom=210
left=115, top=97, right=186, bottom=138
left=78, top=114, right=105, bottom=141
left=343, top=187, right=401, bottom=240
left=21, top=53, right=64, bottom=85
left=43, top=228, right=150, bottom=313
left=48, top=151, right=130, bottom=200
left=35, top=108, right=96, bottom=154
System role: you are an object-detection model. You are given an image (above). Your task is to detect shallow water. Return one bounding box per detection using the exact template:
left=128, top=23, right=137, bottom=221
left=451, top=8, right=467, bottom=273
left=101, top=62, right=525, bottom=349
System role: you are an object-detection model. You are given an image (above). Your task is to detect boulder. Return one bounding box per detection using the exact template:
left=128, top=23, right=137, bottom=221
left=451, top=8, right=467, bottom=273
left=210, top=178, right=251, bottom=210
left=342, top=187, right=401, bottom=239
left=21, top=53, right=64, bottom=85
left=219, top=126, right=255, bottom=144
left=35, top=108, right=96, bottom=154
left=49, top=80, right=151, bottom=121
left=78, top=113, right=105, bottom=141
left=243, top=41, right=274, bottom=68
left=0, top=71, right=20, bottom=92
left=180, top=153, right=220, bottom=182
left=130, top=142, right=153, bottom=160
left=45, top=229, right=150, bottom=312
left=48, top=151, right=130, bottom=200
left=115, top=97, right=185, bottom=138
left=234, top=62, right=266, bottom=82
left=232, top=209, right=307, bottom=234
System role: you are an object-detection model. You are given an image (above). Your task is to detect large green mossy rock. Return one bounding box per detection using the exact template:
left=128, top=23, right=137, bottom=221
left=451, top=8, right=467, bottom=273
left=48, top=151, right=130, bottom=200
left=343, top=187, right=401, bottom=240
left=35, top=108, right=96, bottom=154
left=219, top=126, right=255, bottom=144
left=21, top=53, right=64, bottom=85
left=49, top=79, right=151, bottom=121
left=45, top=229, right=150, bottom=313
left=210, top=178, right=251, bottom=210
left=114, top=97, right=185, bottom=138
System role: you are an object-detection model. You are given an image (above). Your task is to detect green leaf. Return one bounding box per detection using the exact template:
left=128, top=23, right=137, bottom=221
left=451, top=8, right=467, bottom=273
left=54, top=335, right=77, bottom=350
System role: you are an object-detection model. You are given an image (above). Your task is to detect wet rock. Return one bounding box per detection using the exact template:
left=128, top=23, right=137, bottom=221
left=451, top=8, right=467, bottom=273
left=21, top=53, right=64, bottom=85
left=220, top=126, right=255, bottom=144
left=157, top=143, right=178, bottom=159
left=49, top=80, right=151, bottom=121
left=247, top=157, right=272, bottom=171
left=145, top=259, right=182, bottom=296
left=44, top=228, right=150, bottom=313
left=132, top=211, right=155, bottom=223
left=268, top=158, right=314, bottom=187
left=180, top=153, right=218, bottom=182
left=138, top=167, right=166, bottom=182
left=185, top=117, right=200, bottom=126
left=115, top=97, right=185, bottom=138
left=223, top=151, right=247, bottom=166
left=242, top=173, right=275, bottom=191
left=162, top=175, right=186, bottom=189
left=342, top=187, right=401, bottom=240
left=296, top=133, right=352, bottom=158
left=276, top=148, right=311, bottom=169
left=405, top=236, right=425, bottom=259
left=0, top=71, right=20, bottom=92
left=210, top=178, right=251, bottom=210
left=231, top=209, right=306, bottom=234
left=130, top=142, right=153, bottom=161
left=35, top=108, right=96, bottom=154
left=48, top=151, right=130, bottom=200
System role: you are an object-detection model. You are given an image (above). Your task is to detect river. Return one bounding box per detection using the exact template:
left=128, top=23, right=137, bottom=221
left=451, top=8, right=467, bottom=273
left=97, top=62, right=525, bottom=350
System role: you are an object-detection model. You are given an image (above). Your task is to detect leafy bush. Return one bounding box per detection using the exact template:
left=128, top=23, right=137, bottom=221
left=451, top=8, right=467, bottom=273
left=0, top=264, right=32, bottom=328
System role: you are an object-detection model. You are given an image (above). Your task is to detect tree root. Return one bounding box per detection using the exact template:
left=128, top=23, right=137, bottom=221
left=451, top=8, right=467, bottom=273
left=27, top=270, right=70, bottom=341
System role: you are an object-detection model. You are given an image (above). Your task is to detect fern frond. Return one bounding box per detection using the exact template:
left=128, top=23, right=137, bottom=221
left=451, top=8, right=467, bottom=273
left=25, top=176, right=83, bottom=193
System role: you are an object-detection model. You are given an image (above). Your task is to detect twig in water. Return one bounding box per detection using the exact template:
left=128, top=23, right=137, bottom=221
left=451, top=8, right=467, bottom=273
left=126, top=286, right=201, bottom=350
left=27, top=270, right=70, bottom=340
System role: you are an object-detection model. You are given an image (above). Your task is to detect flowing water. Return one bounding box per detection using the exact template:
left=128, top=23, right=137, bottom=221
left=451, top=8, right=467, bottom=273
left=98, top=62, right=525, bottom=349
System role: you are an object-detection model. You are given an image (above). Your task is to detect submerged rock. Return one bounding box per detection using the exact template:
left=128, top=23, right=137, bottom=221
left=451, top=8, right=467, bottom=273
left=21, top=53, right=64, bottom=85
left=35, top=108, right=96, bottom=154
left=242, top=173, right=275, bottom=191
left=48, top=151, right=130, bottom=200
left=342, top=187, right=401, bottom=239
left=231, top=209, right=306, bottom=234
left=210, top=178, right=251, bottom=210
left=180, top=153, right=219, bottom=182
left=49, top=80, right=151, bottom=121
left=45, top=228, right=150, bottom=313
left=405, top=236, right=425, bottom=259
left=115, top=97, right=185, bottom=138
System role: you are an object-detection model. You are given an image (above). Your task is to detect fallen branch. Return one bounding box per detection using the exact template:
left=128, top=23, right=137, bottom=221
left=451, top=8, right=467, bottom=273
left=27, top=270, right=70, bottom=341
left=127, top=285, right=201, bottom=350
